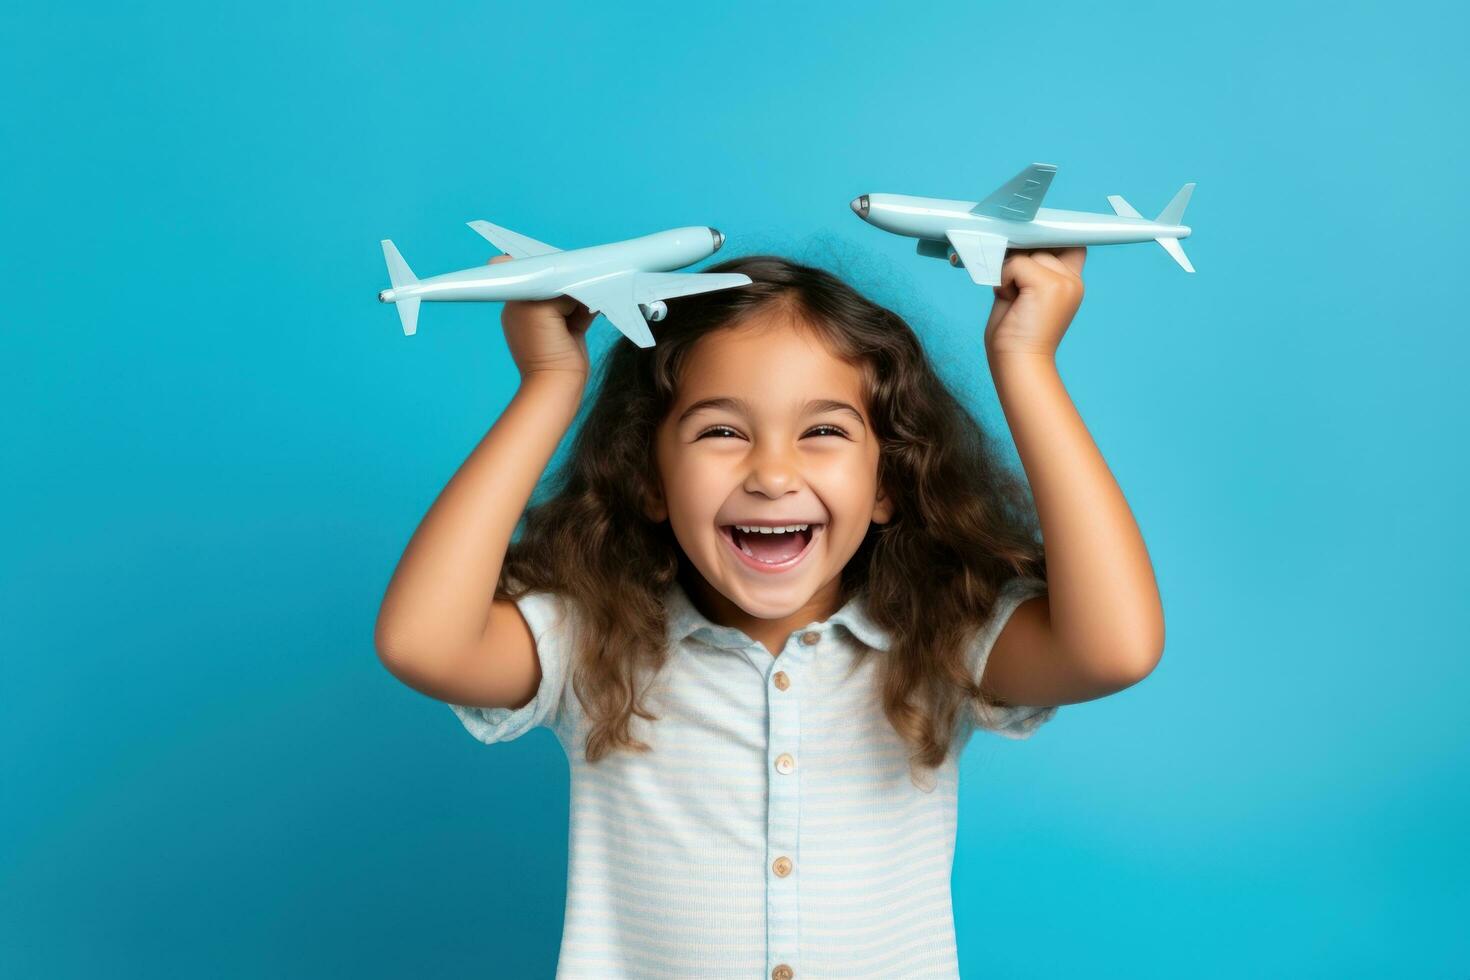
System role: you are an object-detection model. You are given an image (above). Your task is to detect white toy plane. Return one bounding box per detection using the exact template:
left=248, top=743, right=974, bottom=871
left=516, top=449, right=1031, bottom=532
left=850, top=163, right=1195, bottom=286
left=378, top=222, right=751, bottom=346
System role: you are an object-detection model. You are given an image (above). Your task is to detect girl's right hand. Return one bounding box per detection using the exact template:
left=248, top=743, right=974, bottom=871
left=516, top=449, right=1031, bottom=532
left=490, top=254, right=597, bottom=384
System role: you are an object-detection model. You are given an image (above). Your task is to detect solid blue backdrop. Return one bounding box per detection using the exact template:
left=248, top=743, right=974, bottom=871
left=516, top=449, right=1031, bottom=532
left=3, top=1, right=1465, bottom=976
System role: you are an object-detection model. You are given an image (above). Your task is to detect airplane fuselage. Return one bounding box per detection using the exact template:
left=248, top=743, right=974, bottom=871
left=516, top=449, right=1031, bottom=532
left=860, top=193, right=1190, bottom=249
left=379, top=226, right=722, bottom=304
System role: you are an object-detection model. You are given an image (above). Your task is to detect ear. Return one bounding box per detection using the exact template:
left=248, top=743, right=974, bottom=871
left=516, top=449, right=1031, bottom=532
left=871, top=485, right=894, bottom=525
left=642, top=480, right=668, bottom=523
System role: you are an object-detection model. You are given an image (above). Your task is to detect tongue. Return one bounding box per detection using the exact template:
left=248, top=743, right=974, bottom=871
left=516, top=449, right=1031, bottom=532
left=738, top=529, right=805, bottom=563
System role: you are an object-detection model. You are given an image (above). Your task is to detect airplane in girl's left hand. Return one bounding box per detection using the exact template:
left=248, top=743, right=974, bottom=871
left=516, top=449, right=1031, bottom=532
left=850, top=162, right=1195, bottom=286
left=378, top=221, right=751, bottom=346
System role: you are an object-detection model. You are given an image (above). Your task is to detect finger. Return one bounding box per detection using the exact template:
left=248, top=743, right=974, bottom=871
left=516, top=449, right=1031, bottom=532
left=1028, top=250, right=1075, bottom=278
left=1057, top=246, right=1086, bottom=277
left=487, top=253, right=514, bottom=266
left=998, top=251, right=1039, bottom=291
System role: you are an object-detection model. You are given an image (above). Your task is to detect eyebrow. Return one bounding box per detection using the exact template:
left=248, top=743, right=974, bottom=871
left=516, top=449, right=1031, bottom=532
left=678, top=396, right=867, bottom=430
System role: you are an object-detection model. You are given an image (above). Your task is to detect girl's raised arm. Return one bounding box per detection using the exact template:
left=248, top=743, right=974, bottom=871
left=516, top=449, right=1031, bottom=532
left=373, top=256, right=593, bottom=708
left=979, top=247, right=1166, bottom=709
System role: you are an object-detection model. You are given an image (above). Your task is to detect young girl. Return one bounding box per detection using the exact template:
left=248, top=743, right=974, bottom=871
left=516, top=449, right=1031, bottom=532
left=375, top=247, right=1164, bottom=979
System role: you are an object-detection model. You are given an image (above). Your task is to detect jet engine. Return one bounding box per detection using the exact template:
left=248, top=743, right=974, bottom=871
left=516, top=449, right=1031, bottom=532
left=639, top=301, right=668, bottom=322
left=915, top=239, right=951, bottom=262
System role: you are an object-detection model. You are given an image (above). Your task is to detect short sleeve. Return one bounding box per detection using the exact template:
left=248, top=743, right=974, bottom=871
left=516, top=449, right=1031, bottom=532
left=447, top=589, right=574, bottom=745
left=966, top=576, right=1059, bottom=740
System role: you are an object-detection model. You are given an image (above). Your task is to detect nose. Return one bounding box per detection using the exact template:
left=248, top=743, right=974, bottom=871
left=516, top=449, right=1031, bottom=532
left=744, top=444, right=801, bottom=498
left=378, top=289, right=395, bottom=303
left=709, top=227, right=725, bottom=251
left=850, top=195, right=869, bottom=219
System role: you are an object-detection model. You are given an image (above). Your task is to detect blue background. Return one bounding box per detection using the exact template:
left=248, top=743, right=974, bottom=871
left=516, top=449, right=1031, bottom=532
left=4, top=1, right=1466, bottom=976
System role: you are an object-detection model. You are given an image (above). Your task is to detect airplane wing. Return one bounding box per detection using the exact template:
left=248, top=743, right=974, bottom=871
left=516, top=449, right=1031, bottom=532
left=563, top=275, right=656, bottom=348
left=944, top=230, right=1009, bottom=286
left=970, top=163, right=1058, bottom=222
left=466, top=220, right=560, bottom=258
left=564, top=272, right=753, bottom=348
left=633, top=272, right=753, bottom=304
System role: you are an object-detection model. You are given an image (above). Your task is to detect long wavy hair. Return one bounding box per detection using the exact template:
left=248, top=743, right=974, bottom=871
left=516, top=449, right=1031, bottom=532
left=497, top=254, right=1046, bottom=772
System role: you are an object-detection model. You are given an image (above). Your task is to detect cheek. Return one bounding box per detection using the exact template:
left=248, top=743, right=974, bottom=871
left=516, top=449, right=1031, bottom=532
left=663, top=455, right=726, bottom=522
left=812, top=447, right=879, bottom=491
left=816, top=456, right=881, bottom=524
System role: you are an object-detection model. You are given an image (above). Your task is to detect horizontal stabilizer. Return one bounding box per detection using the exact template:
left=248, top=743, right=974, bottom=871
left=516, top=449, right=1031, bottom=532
left=381, top=239, right=417, bottom=288
left=380, top=240, right=421, bottom=336
left=395, top=297, right=422, bottom=336
left=1106, top=194, right=1143, bottom=219
left=971, top=163, right=1057, bottom=222
left=1156, top=236, right=1195, bottom=273
left=466, top=220, right=560, bottom=259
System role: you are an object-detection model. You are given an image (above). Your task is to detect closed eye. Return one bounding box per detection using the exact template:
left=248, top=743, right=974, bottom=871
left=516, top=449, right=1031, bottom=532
left=695, top=424, right=851, bottom=440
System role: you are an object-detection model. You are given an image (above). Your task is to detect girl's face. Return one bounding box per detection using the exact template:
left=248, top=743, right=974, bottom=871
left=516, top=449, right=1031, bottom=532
left=651, top=310, right=893, bottom=623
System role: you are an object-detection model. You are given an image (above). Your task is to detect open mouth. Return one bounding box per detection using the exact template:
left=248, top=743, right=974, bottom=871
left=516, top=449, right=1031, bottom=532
left=718, top=523, right=822, bottom=573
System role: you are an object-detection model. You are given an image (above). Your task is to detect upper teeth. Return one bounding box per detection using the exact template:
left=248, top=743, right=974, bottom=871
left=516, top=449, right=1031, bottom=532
left=734, top=524, right=810, bottom=534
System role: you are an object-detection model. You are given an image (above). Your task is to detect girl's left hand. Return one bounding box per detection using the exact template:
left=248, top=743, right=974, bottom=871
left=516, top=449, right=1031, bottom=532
left=983, top=246, right=1086, bottom=360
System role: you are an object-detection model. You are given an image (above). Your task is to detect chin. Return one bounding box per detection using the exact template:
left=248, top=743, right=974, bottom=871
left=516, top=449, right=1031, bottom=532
left=726, top=587, right=817, bottom=620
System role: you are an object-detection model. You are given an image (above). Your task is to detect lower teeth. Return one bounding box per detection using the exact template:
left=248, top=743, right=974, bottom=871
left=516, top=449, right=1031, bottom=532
left=735, top=530, right=810, bottom=564
left=740, top=541, right=780, bottom=563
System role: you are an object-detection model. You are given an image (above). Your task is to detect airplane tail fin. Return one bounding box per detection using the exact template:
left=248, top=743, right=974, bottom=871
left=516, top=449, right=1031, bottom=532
left=1155, top=182, right=1194, bottom=226
left=380, top=239, right=421, bottom=336
left=1107, top=187, right=1196, bottom=274
left=1154, top=182, right=1196, bottom=273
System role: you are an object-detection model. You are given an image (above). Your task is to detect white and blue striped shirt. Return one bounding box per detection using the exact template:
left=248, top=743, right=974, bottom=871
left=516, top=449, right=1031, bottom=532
left=450, top=575, right=1057, bottom=979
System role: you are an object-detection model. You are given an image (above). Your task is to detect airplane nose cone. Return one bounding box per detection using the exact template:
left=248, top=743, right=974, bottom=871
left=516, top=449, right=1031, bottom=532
left=709, top=227, right=725, bottom=251
left=850, top=195, right=869, bottom=219
left=379, top=288, right=395, bottom=303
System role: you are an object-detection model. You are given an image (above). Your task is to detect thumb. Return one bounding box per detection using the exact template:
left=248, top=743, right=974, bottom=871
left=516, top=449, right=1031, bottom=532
left=567, top=303, right=596, bottom=335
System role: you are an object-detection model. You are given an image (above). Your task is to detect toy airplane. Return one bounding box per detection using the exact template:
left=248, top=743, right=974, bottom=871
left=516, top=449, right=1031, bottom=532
left=849, top=163, right=1195, bottom=286
left=378, top=222, right=751, bottom=346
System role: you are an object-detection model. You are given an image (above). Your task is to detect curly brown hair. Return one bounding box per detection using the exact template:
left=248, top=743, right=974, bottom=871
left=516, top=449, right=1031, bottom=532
left=497, top=254, right=1046, bottom=772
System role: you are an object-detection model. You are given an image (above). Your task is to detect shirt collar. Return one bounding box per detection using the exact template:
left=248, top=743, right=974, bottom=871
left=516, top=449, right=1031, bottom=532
left=663, top=579, right=892, bottom=652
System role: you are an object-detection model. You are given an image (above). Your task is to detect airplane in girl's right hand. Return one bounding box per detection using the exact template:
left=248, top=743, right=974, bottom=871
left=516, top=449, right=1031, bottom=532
left=378, top=222, right=751, bottom=346
left=849, top=163, right=1195, bottom=286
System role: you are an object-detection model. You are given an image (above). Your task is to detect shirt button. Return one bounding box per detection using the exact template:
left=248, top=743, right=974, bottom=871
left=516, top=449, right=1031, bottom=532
left=774, top=753, right=795, bottom=774
left=773, top=671, right=790, bottom=691
left=772, top=856, right=793, bottom=877
left=800, top=630, right=820, bottom=645
left=772, top=967, right=794, bottom=980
